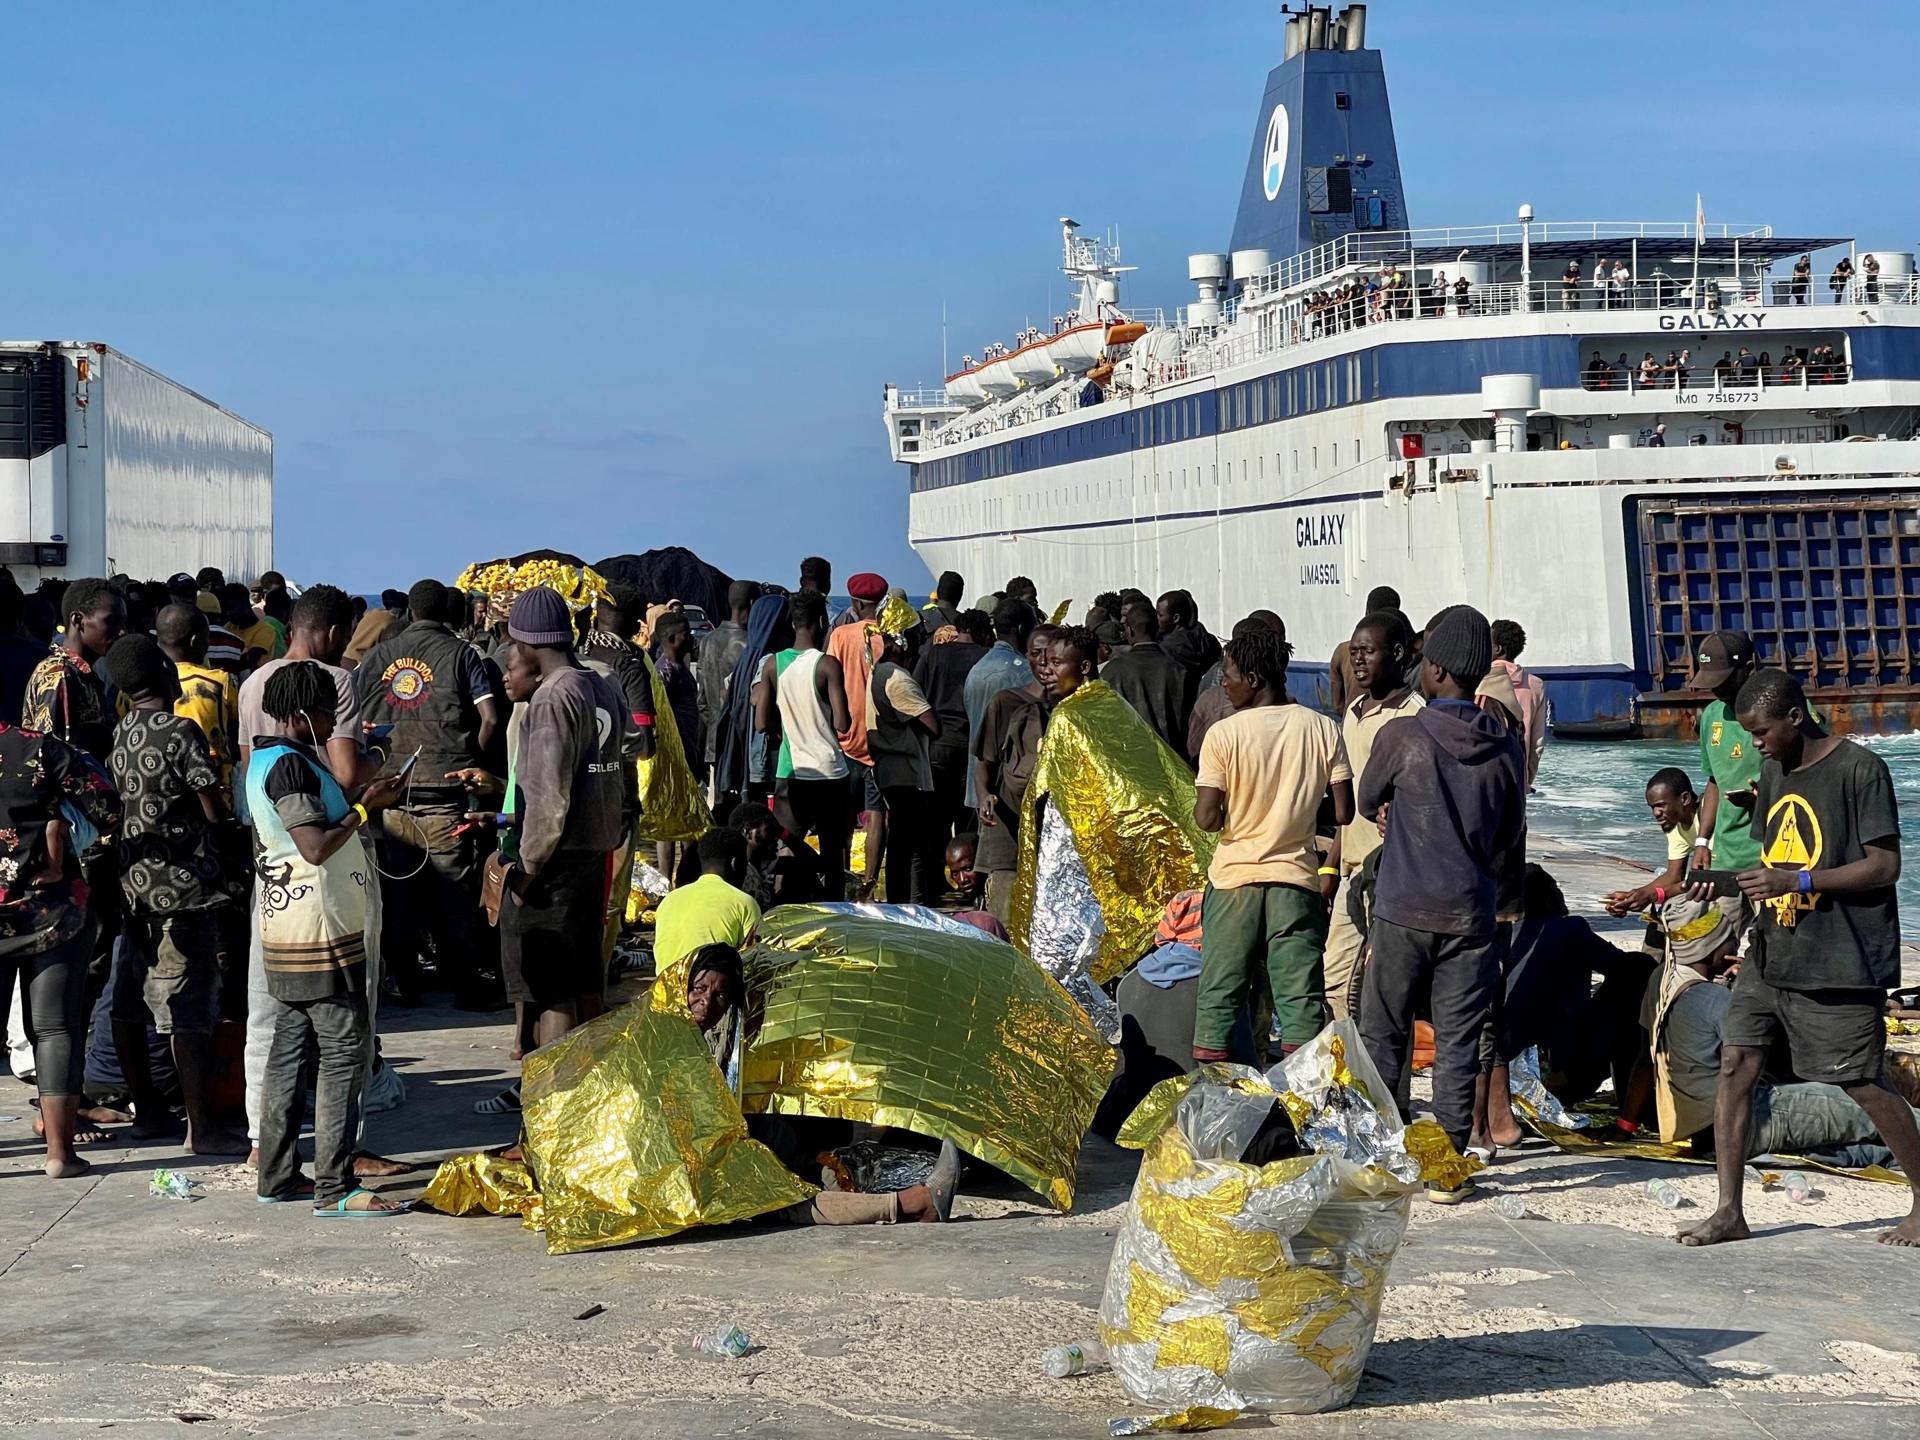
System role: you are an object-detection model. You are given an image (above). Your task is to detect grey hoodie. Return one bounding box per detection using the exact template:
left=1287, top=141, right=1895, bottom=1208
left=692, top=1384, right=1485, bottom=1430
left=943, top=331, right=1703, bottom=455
left=515, top=664, right=629, bottom=869
left=1357, top=697, right=1526, bottom=937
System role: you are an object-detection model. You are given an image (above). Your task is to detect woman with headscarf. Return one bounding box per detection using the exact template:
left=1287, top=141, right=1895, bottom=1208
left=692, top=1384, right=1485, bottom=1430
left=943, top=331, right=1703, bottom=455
left=712, top=593, right=793, bottom=812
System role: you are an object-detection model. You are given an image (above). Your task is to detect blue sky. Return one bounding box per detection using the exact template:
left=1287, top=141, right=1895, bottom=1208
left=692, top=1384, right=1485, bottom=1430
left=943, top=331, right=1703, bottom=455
left=7, top=2, right=1913, bottom=593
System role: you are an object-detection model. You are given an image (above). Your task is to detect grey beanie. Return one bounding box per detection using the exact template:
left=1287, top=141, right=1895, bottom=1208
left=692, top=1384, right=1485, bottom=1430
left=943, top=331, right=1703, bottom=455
left=1423, top=605, right=1493, bottom=685
left=507, top=587, right=574, bottom=646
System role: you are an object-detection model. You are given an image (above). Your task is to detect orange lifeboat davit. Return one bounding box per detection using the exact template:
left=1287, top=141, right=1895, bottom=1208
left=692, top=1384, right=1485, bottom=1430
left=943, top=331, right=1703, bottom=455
left=1104, top=320, right=1147, bottom=346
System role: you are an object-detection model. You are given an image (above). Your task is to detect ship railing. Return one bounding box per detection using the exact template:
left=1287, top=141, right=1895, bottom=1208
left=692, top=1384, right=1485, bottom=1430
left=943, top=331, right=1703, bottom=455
left=892, top=386, right=963, bottom=409
left=1575, top=362, right=1853, bottom=394
left=1247, top=222, right=1777, bottom=297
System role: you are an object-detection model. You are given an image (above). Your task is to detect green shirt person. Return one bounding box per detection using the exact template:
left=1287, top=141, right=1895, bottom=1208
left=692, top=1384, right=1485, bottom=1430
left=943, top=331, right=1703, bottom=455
left=1691, top=631, right=1817, bottom=873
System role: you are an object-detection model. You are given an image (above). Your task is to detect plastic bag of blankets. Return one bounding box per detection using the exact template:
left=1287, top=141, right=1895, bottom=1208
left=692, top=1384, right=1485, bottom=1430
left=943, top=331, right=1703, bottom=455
left=1099, top=1019, right=1476, bottom=1426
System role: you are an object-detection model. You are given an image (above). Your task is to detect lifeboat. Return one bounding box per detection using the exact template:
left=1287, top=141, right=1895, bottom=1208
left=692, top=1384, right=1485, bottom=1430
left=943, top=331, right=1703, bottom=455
left=944, top=370, right=988, bottom=406
left=1044, top=321, right=1108, bottom=374
left=1104, top=320, right=1148, bottom=346
left=977, top=356, right=1020, bottom=398
left=1085, top=361, right=1114, bottom=386
left=1008, top=341, right=1057, bottom=386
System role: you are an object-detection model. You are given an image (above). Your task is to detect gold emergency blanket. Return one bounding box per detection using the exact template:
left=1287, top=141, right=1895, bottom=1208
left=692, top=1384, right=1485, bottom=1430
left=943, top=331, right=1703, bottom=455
left=516, top=1002, right=814, bottom=1255
left=633, top=646, right=712, bottom=843
left=1101, top=1022, right=1461, bottom=1426
left=421, top=1152, right=543, bottom=1226
left=655, top=904, right=1115, bottom=1210
left=455, top=553, right=610, bottom=613
left=1009, top=680, right=1214, bottom=986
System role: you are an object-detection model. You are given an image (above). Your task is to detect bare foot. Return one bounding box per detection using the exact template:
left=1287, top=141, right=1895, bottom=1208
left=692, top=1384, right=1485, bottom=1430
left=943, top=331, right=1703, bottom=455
left=1677, top=1206, right=1751, bottom=1247
left=1877, top=1206, right=1920, bottom=1248
left=35, top=1117, right=114, bottom=1146
left=352, top=1152, right=415, bottom=1178
left=79, top=1104, right=132, bottom=1126
left=490, top=1142, right=525, bottom=1164
left=1488, top=1121, right=1525, bottom=1147
left=45, top=1155, right=91, bottom=1179
left=898, top=1184, right=942, bottom=1223
left=187, top=1127, right=252, bottom=1157
left=245, top=1146, right=260, bottom=1170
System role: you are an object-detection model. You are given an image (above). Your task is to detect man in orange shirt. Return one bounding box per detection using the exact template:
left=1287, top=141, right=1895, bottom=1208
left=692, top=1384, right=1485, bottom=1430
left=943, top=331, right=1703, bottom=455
left=826, top=572, right=888, bottom=893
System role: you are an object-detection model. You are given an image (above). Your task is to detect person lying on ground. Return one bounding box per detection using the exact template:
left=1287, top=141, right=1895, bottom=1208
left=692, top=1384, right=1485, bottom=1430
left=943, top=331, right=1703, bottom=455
left=687, top=943, right=959, bottom=1225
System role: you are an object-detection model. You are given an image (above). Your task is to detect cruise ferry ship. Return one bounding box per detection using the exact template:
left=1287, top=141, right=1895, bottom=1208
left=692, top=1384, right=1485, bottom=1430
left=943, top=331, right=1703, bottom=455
left=881, top=5, right=1920, bottom=736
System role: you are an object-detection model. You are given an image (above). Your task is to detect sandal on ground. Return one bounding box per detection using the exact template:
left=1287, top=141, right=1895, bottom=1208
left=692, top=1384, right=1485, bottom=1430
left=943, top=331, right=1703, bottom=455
left=352, top=1152, right=415, bottom=1178
left=313, top=1187, right=411, bottom=1219
left=258, top=1179, right=317, bottom=1204
left=474, top=1083, right=521, bottom=1115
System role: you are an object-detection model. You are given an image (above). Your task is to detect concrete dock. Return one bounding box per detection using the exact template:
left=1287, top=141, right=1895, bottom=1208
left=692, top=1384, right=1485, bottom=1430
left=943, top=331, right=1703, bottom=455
left=4, top=831, right=1919, bottom=1438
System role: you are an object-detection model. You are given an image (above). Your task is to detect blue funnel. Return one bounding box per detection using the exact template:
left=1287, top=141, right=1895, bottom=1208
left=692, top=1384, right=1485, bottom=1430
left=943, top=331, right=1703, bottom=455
left=1229, top=10, right=1408, bottom=261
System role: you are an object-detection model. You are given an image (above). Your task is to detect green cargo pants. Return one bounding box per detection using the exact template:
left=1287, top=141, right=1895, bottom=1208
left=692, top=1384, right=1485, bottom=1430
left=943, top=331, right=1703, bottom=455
left=1194, top=881, right=1329, bottom=1055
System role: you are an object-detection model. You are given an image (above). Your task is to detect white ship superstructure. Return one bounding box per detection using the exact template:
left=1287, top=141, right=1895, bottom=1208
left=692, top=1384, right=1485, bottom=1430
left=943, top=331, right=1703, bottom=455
left=881, top=4, right=1920, bottom=735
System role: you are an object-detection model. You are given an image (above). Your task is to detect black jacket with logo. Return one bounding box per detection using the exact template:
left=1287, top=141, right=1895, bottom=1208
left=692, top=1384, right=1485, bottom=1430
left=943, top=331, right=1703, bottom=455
left=353, top=621, right=487, bottom=789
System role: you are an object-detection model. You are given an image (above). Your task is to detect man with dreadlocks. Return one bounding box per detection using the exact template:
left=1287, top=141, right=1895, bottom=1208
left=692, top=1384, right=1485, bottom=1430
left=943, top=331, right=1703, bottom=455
left=1191, top=625, right=1351, bottom=1064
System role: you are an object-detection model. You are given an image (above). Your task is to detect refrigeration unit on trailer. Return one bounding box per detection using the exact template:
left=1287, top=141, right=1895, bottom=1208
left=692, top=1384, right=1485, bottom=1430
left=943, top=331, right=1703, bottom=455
left=0, top=341, right=272, bottom=589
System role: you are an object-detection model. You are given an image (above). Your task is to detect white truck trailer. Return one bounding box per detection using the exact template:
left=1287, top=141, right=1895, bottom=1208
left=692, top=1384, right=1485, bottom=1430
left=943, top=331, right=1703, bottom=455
left=0, top=341, right=272, bottom=589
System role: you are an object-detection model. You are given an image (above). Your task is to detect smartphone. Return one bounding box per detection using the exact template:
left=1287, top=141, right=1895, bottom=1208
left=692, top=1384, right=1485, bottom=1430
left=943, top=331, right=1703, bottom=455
left=366, top=723, right=395, bottom=745
left=393, top=747, right=421, bottom=783
left=1684, top=869, right=1745, bottom=898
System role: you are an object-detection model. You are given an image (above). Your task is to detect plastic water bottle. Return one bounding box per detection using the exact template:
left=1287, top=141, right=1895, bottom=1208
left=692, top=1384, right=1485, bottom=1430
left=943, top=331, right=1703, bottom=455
left=1495, top=1195, right=1527, bottom=1220
left=692, top=1322, right=750, bottom=1359
left=1042, top=1339, right=1108, bottom=1378
left=1645, top=1178, right=1685, bottom=1209
left=149, top=1169, right=198, bottom=1201
left=1783, top=1172, right=1815, bottom=1203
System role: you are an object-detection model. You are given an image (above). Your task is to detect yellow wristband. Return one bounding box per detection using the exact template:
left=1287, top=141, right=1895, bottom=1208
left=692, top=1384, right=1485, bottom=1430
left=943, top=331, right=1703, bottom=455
left=1317, top=866, right=1340, bottom=877
left=351, top=803, right=370, bottom=827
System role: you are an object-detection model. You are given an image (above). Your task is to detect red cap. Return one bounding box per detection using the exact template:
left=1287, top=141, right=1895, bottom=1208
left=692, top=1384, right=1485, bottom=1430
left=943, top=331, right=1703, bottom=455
left=846, top=572, right=888, bottom=602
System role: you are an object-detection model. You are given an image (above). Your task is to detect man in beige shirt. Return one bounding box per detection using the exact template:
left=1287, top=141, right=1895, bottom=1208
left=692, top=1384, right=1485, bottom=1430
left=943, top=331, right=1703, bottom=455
left=1323, top=613, right=1424, bottom=1017
left=1193, top=630, right=1352, bottom=1060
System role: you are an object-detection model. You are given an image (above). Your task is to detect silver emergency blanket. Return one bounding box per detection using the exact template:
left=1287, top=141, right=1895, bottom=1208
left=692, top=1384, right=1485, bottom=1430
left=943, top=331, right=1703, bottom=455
left=1026, top=806, right=1116, bottom=1035
left=1508, top=1044, right=1590, bottom=1130
left=1101, top=1021, right=1475, bottom=1425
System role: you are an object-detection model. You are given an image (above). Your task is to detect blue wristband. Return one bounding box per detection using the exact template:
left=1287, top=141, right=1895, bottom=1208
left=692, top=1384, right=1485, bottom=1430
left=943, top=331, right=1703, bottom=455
left=1797, top=869, right=1813, bottom=894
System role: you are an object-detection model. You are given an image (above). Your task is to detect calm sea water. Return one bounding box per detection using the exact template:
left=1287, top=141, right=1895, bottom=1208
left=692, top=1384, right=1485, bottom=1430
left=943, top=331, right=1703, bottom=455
left=1531, top=735, right=1920, bottom=935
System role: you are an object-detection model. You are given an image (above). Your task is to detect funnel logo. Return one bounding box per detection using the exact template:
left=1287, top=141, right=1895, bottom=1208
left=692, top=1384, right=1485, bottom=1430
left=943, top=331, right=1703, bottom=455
left=1262, top=103, right=1289, bottom=201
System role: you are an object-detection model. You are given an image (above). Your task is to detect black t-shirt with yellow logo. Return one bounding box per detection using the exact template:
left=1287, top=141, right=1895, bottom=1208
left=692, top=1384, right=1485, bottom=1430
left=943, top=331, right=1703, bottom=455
left=1753, top=739, right=1900, bottom=990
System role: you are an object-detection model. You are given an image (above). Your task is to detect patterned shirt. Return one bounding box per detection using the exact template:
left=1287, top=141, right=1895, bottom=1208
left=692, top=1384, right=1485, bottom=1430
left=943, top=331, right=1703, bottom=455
left=110, top=709, right=229, bottom=914
left=0, top=723, right=123, bottom=955
left=23, top=647, right=114, bottom=763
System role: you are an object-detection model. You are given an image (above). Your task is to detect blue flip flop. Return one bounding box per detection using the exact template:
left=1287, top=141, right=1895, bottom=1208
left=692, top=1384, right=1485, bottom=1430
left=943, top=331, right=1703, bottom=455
left=312, top=1187, right=412, bottom=1219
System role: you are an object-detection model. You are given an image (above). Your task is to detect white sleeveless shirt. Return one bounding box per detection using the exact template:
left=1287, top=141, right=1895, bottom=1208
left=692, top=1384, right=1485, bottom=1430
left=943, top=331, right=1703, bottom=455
left=775, top=648, right=848, bottom=781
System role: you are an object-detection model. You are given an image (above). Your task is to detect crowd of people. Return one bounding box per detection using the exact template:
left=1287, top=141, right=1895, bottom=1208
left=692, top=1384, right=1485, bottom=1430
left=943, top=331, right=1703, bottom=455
left=1, top=552, right=1912, bottom=1249
left=1581, top=343, right=1848, bottom=392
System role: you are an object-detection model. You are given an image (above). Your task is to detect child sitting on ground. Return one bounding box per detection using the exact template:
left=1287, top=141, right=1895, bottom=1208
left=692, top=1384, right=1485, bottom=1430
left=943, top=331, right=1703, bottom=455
left=1604, top=767, right=1700, bottom=943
